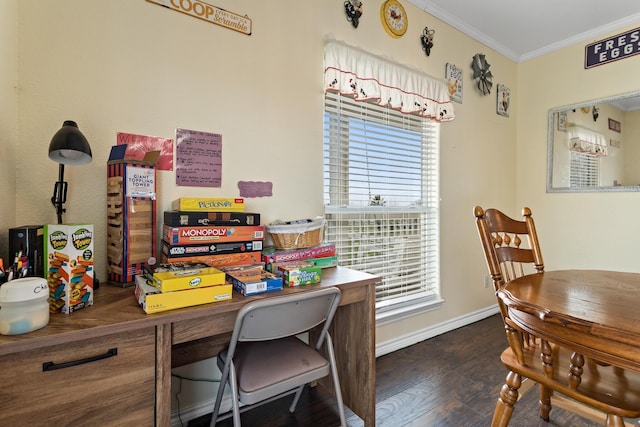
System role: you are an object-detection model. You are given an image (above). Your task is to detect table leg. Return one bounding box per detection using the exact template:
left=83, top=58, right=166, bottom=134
left=330, top=284, right=376, bottom=427
left=156, top=324, right=172, bottom=426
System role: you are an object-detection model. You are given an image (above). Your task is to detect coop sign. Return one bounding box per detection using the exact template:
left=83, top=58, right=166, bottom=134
left=585, top=27, right=640, bottom=68
left=146, top=0, right=252, bottom=35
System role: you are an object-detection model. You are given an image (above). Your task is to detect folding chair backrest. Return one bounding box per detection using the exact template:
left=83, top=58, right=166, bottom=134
left=232, top=287, right=341, bottom=348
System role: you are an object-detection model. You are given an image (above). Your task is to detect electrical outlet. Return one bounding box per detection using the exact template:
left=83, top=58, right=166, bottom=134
left=484, top=275, right=492, bottom=288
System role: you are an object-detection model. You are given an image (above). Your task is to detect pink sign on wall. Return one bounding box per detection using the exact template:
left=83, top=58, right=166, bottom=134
left=117, top=132, right=174, bottom=171
left=175, top=128, right=222, bottom=187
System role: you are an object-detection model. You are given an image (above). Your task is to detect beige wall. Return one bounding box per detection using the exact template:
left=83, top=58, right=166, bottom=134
left=5, top=0, right=524, bottom=418
left=0, top=0, right=18, bottom=259
left=9, top=0, right=640, bottom=419
left=10, top=0, right=508, bottom=326
left=517, top=23, right=640, bottom=273
left=9, top=0, right=640, bottom=421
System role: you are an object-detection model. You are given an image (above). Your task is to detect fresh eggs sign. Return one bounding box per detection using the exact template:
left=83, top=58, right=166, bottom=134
left=585, top=27, right=640, bottom=68
left=147, top=0, right=252, bottom=35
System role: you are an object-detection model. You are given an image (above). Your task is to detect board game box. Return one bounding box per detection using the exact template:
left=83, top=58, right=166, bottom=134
left=164, top=211, right=260, bottom=227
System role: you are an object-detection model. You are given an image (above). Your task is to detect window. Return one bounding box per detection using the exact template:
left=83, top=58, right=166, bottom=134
left=570, top=151, right=599, bottom=187
left=323, top=91, right=441, bottom=321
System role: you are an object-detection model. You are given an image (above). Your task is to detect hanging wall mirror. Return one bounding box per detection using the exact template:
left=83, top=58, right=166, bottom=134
left=547, top=90, right=640, bottom=192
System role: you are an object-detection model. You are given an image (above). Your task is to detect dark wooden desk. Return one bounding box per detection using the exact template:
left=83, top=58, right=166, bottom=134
left=498, top=270, right=640, bottom=372
left=0, top=267, right=379, bottom=426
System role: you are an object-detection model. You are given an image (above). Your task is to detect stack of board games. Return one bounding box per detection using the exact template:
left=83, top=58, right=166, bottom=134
left=161, top=198, right=264, bottom=268
left=135, top=262, right=231, bottom=314
left=262, top=243, right=338, bottom=287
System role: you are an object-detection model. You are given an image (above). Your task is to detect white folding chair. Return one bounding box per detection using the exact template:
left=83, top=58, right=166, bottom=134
left=209, top=287, right=347, bottom=427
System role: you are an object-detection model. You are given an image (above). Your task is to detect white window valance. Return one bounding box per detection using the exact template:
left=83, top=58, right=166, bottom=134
left=324, top=40, right=455, bottom=122
left=568, top=125, right=607, bottom=157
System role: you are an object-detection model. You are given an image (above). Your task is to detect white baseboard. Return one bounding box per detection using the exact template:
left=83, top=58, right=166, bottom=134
left=172, top=396, right=232, bottom=427
left=375, top=304, right=500, bottom=357
left=170, top=304, right=501, bottom=425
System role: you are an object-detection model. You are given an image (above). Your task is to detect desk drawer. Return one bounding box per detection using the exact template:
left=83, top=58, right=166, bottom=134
left=0, top=327, right=156, bottom=426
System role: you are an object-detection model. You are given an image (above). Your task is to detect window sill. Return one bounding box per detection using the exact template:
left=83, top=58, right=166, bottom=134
left=375, top=296, right=444, bottom=326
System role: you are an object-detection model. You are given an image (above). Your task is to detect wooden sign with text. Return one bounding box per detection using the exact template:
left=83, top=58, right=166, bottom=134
left=147, top=0, right=252, bottom=35
left=585, top=27, right=640, bottom=68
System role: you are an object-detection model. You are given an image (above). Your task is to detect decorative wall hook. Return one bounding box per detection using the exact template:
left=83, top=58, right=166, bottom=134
left=420, top=27, right=435, bottom=56
left=344, top=0, right=363, bottom=28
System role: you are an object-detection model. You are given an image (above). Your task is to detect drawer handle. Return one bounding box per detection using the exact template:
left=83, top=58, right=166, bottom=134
left=42, top=348, right=118, bottom=372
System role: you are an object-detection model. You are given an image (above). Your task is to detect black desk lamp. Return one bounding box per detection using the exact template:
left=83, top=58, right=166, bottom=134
left=48, top=120, right=92, bottom=224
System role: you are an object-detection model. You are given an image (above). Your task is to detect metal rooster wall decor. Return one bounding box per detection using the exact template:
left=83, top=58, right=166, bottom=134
left=471, top=53, right=493, bottom=95
left=344, top=0, right=363, bottom=28
left=420, top=27, right=435, bottom=56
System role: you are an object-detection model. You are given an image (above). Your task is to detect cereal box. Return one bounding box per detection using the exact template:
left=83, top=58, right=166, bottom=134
left=44, top=224, right=94, bottom=314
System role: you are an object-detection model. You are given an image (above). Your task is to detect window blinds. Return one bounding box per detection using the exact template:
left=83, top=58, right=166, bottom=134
left=323, top=91, right=440, bottom=311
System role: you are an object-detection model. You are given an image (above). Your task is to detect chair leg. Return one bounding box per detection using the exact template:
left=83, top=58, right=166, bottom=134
left=210, top=363, right=229, bottom=427
left=605, top=414, right=625, bottom=427
left=325, top=334, right=347, bottom=427
left=289, top=384, right=306, bottom=413
left=538, top=385, right=552, bottom=422
left=228, top=362, right=242, bottom=427
left=491, top=371, right=522, bottom=427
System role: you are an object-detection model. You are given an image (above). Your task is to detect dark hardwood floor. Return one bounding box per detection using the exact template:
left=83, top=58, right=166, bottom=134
left=186, top=314, right=634, bottom=427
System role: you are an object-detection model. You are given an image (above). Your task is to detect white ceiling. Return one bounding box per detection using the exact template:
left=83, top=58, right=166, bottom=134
left=407, top=0, right=640, bottom=62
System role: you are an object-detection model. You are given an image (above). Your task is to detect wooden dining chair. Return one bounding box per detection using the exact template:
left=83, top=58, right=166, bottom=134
left=209, top=287, right=347, bottom=427
left=474, top=206, right=640, bottom=427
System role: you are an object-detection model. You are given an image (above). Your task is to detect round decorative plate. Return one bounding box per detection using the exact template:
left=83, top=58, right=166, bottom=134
left=380, top=0, right=407, bottom=38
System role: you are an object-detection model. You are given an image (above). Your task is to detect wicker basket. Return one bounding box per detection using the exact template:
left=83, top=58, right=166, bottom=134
left=265, top=217, right=324, bottom=250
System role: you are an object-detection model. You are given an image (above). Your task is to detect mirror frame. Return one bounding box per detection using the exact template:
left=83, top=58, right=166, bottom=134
left=547, top=89, right=640, bottom=193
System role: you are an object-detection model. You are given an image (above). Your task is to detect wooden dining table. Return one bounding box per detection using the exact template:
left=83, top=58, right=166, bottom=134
left=497, top=270, right=640, bottom=373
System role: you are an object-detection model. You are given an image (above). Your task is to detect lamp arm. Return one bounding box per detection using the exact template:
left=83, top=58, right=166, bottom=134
left=51, top=164, right=68, bottom=224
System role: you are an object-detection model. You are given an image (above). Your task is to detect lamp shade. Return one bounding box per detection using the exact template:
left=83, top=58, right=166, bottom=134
left=48, top=120, right=92, bottom=165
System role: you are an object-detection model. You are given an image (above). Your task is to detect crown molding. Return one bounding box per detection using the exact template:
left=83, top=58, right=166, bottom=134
left=407, top=0, right=640, bottom=63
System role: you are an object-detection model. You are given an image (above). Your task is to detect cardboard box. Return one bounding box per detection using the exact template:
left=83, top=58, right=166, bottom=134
left=160, top=251, right=262, bottom=268
left=44, top=224, right=94, bottom=314
left=226, top=271, right=282, bottom=296
left=161, top=240, right=263, bottom=258
left=107, top=148, right=157, bottom=284
left=163, top=225, right=264, bottom=245
left=135, top=275, right=232, bottom=314
left=164, top=211, right=260, bottom=227
left=261, top=243, right=337, bottom=265
left=306, top=256, right=339, bottom=269
left=144, top=263, right=226, bottom=292
left=172, top=198, right=245, bottom=212
left=267, top=260, right=314, bottom=275
left=281, top=265, right=322, bottom=287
